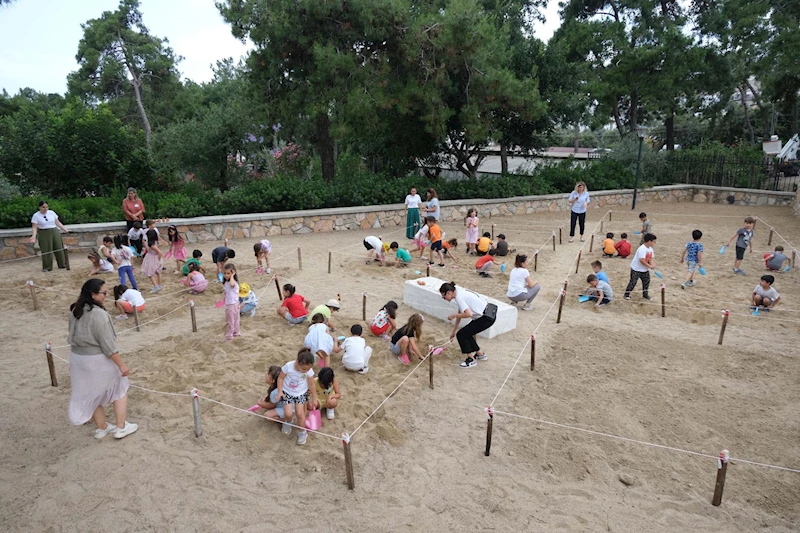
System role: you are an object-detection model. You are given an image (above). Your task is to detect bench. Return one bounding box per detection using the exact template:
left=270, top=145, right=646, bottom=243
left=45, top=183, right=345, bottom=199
left=402, top=277, right=517, bottom=339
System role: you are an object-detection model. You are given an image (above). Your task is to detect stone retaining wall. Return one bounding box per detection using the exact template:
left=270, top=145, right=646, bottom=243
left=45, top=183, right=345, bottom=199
left=1, top=185, right=795, bottom=260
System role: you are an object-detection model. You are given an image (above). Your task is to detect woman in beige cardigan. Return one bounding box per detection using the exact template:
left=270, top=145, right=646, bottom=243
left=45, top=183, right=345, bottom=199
left=68, top=278, right=138, bottom=439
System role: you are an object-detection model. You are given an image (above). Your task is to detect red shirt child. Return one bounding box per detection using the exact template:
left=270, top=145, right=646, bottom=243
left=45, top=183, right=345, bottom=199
left=615, top=238, right=631, bottom=258
left=284, top=293, right=309, bottom=318
left=475, top=254, right=494, bottom=269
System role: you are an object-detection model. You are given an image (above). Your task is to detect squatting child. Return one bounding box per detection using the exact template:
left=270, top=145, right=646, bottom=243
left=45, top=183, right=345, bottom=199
left=584, top=274, right=613, bottom=308
left=752, top=275, right=781, bottom=311
left=314, top=367, right=342, bottom=420
left=764, top=246, right=789, bottom=272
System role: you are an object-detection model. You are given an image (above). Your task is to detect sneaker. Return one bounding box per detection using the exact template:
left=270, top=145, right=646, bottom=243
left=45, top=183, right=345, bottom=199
left=266, top=268, right=272, bottom=274
left=428, top=261, right=435, bottom=265
left=569, top=238, right=574, bottom=243
left=326, top=408, right=335, bottom=420
left=398, top=354, right=410, bottom=365
left=438, top=263, right=445, bottom=268
left=282, top=422, right=292, bottom=435
left=687, top=280, right=694, bottom=286
left=297, top=430, right=308, bottom=446
left=580, top=237, right=585, bottom=242
left=643, top=295, right=653, bottom=301
left=475, top=353, right=488, bottom=361
left=115, top=314, right=129, bottom=320
left=149, top=287, right=159, bottom=293
left=624, top=295, right=631, bottom=300
left=680, top=282, right=686, bottom=290
left=113, top=421, right=138, bottom=439
left=365, top=260, right=371, bottom=265
left=380, top=334, right=391, bottom=341
left=94, top=423, right=117, bottom=439
left=460, top=357, right=477, bottom=368
left=358, top=367, right=369, bottom=375
left=522, top=304, right=533, bottom=311
left=737, top=269, right=746, bottom=275
left=249, top=308, right=256, bottom=318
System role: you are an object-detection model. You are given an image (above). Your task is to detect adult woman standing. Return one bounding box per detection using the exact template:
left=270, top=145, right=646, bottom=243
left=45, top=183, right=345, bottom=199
left=568, top=181, right=590, bottom=243
left=422, top=187, right=440, bottom=221
left=122, top=187, right=146, bottom=231
left=404, top=187, right=423, bottom=239
left=506, top=254, right=540, bottom=311
left=29, top=201, right=69, bottom=271
left=439, top=281, right=497, bottom=369
left=68, top=278, right=138, bottom=439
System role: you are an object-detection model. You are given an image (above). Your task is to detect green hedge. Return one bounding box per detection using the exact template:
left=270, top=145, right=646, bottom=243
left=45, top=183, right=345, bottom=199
left=0, top=159, right=635, bottom=229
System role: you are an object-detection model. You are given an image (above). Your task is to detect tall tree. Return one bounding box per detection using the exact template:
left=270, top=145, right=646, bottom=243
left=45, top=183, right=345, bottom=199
left=68, top=0, right=180, bottom=146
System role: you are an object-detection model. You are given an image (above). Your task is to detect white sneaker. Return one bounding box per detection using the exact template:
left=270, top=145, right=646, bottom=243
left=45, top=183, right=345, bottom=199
left=522, top=304, right=533, bottom=311
left=460, top=357, right=477, bottom=368
left=94, top=423, right=117, bottom=439
left=475, top=353, right=488, bottom=361
left=149, top=287, right=158, bottom=293
left=113, top=421, right=138, bottom=439
left=326, top=408, right=335, bottom=420
left=358, top=367, right=369, bottom=375
left=266, top=268, right=272, bottom=274
left=249, top=308, right=256, bottom=317
left=297, top=430, right=308, bottom=445
left=282, top=422, right=292, bottom=435
left=115, top=314, right=128, bottom=320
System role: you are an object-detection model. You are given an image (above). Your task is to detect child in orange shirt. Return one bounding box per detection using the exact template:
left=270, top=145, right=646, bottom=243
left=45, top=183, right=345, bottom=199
left=602, top=233, right=616, bottom=257
left=426, top=216, right=445, bottom=267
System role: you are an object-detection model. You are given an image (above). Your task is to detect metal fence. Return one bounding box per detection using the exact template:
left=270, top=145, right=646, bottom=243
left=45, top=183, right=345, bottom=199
left=660, top=155, right=797, bottom=192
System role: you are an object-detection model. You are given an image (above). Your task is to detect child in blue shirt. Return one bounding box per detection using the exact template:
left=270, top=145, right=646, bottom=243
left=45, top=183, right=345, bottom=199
left=680, top=229, right=704, bottom=288
left=590, top=261, right=609, bottom=284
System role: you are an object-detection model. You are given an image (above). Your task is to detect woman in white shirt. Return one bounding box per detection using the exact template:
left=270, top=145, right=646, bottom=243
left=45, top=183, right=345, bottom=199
left=567, top=181, right=590, bottom=243
left=439, top=281, right=497, bottom=368
left=29, top=201, right=70, bottom=271
left=506, top=254, right=541, bottom=311
left=404, top=187, right=423, bottom=239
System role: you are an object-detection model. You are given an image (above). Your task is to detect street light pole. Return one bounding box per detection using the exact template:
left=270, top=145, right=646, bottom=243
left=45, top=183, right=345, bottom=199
left=631, top=128, right=645, bottom=210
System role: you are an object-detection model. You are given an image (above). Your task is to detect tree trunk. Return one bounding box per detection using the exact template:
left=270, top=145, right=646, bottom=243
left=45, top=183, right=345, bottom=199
left=314, top=113, right=335, bottom=182
left=118, top=32, right=152, bottom=147
left=665, top=113, right=675, bottom=151
left=574, top=124, right=580, bottom=152
left=612, top=102, right=625, bottom=138
left=500, top=144, right=508, bottom=174
left=628, top=92, right=639, bottom=134
left=740, top=86, right=755, bottom=144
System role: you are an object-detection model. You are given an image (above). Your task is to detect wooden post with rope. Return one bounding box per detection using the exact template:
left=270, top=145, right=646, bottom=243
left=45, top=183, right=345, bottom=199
left=426, top=263, right=430, bottom=277
left=718, top=310, right=730, bottom=345
left=484, top=407, right=494, bottom=456
left=428, top=346, right=434, bottom=389
left=600, top=219, right=604, bottom=234
left=712, top=449, right=730, bottom=506
left=362, top=293, right=367, bottom=322
left=559, top=226, right=562, bottom=245
left=491, top=223, right=495, bottom=240
left=275, top=276, right=283, bottom=301
left=793, top=249, right=797, bottom=268
left=343, top=433, right=355, bottom=490
left=556, top=284, right=567, bottom=324
left=575, top=250, right=582, bottom=274
left=64, top=245, right=71, bottom=270
left=189, top=300, right=197, bottom=332
left=133, top=305, right=141, bottom=332
left=530, top=335, right=536, bottom=371
left=191, top=388, right=203, bottom=437
left=328, top=250, right=332, bottom=274
left=767, top=228, right=774, bottom=246
left=552, top=232, right=556, bottom=252
left=27, top=280, right=38, bottom=311
left=534, top=251, right=538, bottom=272
left=661, top=284, right=666, bottom=317
left=297, top=246, right=302, bottom=270
left=589, top=234, right=594, bottom=252
left=609, top=210, right=612, bottom=222
left=45, top=342, right=57, bottom=387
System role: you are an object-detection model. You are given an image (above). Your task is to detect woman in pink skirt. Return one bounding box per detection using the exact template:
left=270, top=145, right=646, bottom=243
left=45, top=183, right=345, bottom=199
left=68, top=278, right=137, bottom=439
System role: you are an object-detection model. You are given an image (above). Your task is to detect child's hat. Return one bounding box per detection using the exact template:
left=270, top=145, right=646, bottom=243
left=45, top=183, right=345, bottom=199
left=238, top=283, right=251, bottom=297
left=326, top=299, right=341, bottom=309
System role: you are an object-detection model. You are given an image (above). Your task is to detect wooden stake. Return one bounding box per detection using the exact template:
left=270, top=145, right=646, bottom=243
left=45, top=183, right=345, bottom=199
left=64, top=245, right=70, bottom=270
left=552, top=232, right=556, bottom=252
left=275, top=276, right=283, bottom=300
left=600, top=219, right=604, bottom=234
left=712, top=449, right=730, bottom=506
left=27, top=280, right=38, bottom=310
left=609, top=210, right=612, bottom=222
left=559, top=227, right=562, bottom=245
left=534, top=251, right=538, bottom=272
left=661, top=284, right=666, bottom=317
left=491, top=224, right=495, bottom=240
left=767, top=228, right=773, bottom=246
left=297, top=246, right=302, bottom=270
left=556, top=288, right=566, bottom=324
left=337, top=293, right=341, bottom=303
left=133, top=306, right=141, bottom=332
left=484, top=407, right=494, bottom=456
left=191, top=388, right=203, bottom=437
left=718, top=310, right=729, bottom=345
left=45, top=342, right=57, bottom=387
left=589, top=234, right=594, bottom=252
left=343, top=433, right=355, bottom=490
left=189, top=300, right=197, bottom=332
left=426, top=263, right=430, bottom=277
left=530, top=335, right=536, bottom=371
left=362, top=293, right=367, bottom=322
left=575, top=250, right=582, bottom=274
left=792, top=249, right=797, bottom=268
left=328, top=250, right=332, bottom=274
left=428, top=347, right=434, bottom=389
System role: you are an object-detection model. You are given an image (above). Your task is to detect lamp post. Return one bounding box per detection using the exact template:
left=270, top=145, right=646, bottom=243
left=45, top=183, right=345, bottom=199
left=631, top=126, right=647, bottom=210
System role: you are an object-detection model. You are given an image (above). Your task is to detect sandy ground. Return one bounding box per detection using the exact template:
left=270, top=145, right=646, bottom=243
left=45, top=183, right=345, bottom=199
left=1, top=201, right=798, bottom=532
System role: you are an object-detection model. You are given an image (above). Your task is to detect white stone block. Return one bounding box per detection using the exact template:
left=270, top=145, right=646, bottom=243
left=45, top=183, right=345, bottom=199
left=402, top=277, right=517, bottom=339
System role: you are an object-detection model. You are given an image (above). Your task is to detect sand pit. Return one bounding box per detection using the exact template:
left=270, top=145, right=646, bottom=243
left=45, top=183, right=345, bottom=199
left=1, top=201, right=799, bottom=531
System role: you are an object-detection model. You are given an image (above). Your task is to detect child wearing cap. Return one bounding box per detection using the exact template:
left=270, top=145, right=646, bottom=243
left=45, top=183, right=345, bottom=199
left=309, top=299, right=341, bottom=330
left=238, top=282, right=259, bottom=317
left=494, top=234, right=515, bottom=257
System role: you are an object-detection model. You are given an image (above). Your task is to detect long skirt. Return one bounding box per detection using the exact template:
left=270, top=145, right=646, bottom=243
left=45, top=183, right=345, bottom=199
left=68, top=352, right=129, bottom=425
left=38, top=228, right=66, bottom=270
left=406, top=208, right=420, bottom=239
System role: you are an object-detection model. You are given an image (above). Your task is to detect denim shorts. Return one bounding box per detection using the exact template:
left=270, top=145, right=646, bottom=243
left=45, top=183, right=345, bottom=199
left=389, top=342, right=401, bottom=355
left=687, top=261, right=698, bottom=273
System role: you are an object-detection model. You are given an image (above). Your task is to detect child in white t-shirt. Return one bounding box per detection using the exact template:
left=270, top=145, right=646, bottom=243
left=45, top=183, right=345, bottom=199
left=624, top=233, right=656, bottom=301
left=277, top=349, right=318, bottom=445
left=363, top=235, right=386, bottom=266
left=341, top=324, right=373, bottom=374
left=409, top=221, right=430, bottom=258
